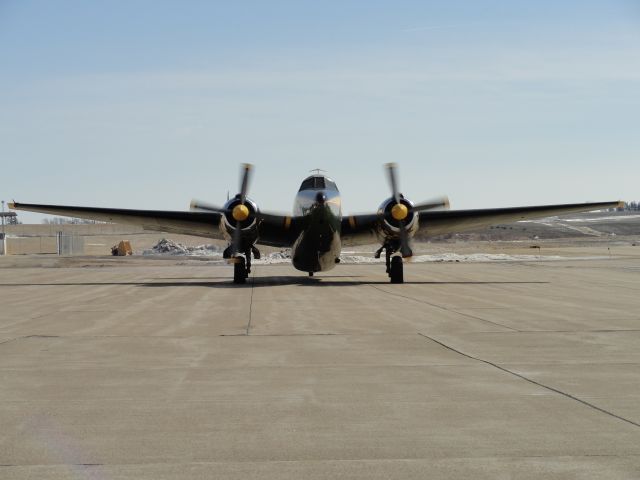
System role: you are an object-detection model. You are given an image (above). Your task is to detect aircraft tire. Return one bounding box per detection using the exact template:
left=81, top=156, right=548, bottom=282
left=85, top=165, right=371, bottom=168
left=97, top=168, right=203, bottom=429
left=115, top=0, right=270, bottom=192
left=390, top=256, right=403, bottom=284
left=233, top=257, right=247, bottom=284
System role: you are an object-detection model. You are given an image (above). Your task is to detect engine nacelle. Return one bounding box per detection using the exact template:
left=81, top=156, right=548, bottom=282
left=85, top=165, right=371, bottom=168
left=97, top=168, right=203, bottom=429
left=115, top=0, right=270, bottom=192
left=376, top=196, right=419, bottom=241
left=220, top=196, right=260, bottom=246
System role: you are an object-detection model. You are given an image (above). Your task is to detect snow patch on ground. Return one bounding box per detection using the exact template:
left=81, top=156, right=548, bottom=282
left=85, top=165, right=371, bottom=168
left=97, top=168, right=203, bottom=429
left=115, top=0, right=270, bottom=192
left=339, top=253, right=571, bottom=263
left=143, top=239, right=223, bottom=257
left=144, top=240, right=604, bottom=264
left=563, top=215, right=640, bottom=222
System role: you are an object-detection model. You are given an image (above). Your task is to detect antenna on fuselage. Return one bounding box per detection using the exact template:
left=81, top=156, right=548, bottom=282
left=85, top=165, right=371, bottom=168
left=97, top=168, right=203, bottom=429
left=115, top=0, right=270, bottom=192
left=309, top=168, right=326, bottom=175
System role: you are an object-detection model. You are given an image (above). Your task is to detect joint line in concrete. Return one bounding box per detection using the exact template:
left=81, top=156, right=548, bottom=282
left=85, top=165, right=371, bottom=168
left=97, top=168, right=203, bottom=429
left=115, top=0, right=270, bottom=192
left=367, top=284, right=518, bottom=332
left=245, top=268, right=256, bottom=335
left=418, top=333, right=640, bottom=430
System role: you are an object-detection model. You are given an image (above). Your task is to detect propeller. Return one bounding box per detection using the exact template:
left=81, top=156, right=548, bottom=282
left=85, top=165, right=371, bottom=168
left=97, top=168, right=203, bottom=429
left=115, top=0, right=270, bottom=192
left=230, top=163, right=253, bottom=256
left=384, top=163, right=413, bottom=258
left=189, top=163, right=253, bottom=258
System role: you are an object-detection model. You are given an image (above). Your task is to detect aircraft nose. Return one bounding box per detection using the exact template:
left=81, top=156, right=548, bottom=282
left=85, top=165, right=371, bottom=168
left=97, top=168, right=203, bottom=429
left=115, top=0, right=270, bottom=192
left=315, top=191, right=326, bottom=205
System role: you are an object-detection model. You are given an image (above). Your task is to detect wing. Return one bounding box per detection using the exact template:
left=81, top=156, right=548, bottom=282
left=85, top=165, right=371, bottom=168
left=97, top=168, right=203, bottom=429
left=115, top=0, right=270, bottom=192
left=10, top=202, right=224, bottom=238
left=340, top=213, right=379, bottom=246
left=341, top=201, right=622, bottom=245
left=254, top=211, right=302, bottom=248
left=9, top=202, right=299, bottom=247
left=418, top=201, right=622, bottom=237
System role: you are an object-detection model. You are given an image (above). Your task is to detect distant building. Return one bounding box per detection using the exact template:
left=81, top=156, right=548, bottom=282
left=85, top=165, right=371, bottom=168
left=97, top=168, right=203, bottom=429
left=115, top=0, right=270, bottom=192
left=0, top=211, right=18, bottom=225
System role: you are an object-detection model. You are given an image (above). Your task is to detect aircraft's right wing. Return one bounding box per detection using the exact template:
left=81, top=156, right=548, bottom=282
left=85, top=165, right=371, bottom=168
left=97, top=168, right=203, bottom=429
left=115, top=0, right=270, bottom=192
left=10, top=202, right=303, bottom=248
left=418, top=201, right=623, bottom=237
left=10, top=202, right=225, bottom=238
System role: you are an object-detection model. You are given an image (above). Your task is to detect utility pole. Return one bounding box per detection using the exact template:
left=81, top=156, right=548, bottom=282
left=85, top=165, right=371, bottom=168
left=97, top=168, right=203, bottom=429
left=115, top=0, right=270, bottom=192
left=1, top=200, right=5, bottom=236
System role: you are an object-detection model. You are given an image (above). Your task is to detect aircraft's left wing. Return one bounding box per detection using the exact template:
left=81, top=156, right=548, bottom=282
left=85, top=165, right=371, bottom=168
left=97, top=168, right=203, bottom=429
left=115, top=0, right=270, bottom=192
left=418, top=201, right=622, bottom=237
left=341, top=200, right=622, bottom=246
left=9, top=202, right=225, bottom=239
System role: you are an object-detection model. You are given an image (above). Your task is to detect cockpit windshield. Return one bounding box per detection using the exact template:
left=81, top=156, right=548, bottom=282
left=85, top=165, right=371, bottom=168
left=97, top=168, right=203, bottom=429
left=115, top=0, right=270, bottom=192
left=298, top=176, right=338, bottom=192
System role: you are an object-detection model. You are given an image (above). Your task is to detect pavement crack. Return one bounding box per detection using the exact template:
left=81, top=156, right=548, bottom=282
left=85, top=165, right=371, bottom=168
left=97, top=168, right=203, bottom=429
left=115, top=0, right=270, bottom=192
left=245, top=268, right=256, bottom=335
left=367, top=284, right=518, bottom=332
left=418, top=333, right=640, bottom=429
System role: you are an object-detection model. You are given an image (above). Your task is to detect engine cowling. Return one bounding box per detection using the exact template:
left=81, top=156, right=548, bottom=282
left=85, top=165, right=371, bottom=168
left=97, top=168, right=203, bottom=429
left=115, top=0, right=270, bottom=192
left=220, top=196, right=259, bottom=245
left=377, top=196, right=419, bottom=241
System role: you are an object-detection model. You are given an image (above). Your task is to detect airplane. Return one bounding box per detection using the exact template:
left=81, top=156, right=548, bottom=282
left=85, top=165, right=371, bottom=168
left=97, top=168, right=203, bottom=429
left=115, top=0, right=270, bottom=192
left=10, top=163, right=621, bottom=284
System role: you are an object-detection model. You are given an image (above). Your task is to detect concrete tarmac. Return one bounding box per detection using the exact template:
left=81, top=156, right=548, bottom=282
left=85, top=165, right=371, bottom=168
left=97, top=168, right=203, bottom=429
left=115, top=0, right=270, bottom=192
left=1, top=252, right=640, bottom=479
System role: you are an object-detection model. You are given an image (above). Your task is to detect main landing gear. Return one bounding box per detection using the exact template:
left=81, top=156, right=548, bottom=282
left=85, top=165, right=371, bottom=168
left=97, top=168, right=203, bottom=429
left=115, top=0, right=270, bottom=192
left=375, top=242, right=404, bottom=284
left=233, top=256, right=248, bottom=284
left=225, top=245, right=261, bottom=284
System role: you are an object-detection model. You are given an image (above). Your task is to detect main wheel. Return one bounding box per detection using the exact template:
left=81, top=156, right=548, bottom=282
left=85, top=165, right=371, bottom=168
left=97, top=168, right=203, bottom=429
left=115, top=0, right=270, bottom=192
left=233, top=257, right=247, bottom=284
left=389, top=256, right=404, bottom=284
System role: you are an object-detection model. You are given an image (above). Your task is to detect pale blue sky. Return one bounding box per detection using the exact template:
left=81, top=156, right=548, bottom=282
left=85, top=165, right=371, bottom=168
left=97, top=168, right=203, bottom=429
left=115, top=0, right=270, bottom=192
left=1, top=0, right=639, bottom=222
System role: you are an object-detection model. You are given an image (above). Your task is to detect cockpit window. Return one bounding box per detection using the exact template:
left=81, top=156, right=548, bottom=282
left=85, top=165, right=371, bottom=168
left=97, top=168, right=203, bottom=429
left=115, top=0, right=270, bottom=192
left=299, top=176, right=324, bottom=191
left=325, top=179, right=338, bottom=191
left=298, top=176, right=339, bottom=191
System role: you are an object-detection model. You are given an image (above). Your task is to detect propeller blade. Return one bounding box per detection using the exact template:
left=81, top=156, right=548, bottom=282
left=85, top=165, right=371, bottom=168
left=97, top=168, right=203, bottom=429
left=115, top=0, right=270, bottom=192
left=385, top=162, right=401, bottom=204
left=398, top=219, right=412, bottom=258
left=190, top=199, right=225, bottom=213
left=238, top=163, right=252, bottom=205
left=231, top=220, right=242, bottom=256
left=414, top=196, right=450, bottom=212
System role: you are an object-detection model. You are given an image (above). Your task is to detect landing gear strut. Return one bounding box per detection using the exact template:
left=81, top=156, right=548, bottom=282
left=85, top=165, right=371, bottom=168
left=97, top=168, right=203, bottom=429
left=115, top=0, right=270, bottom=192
left=376, top=241, right=404, bottom=284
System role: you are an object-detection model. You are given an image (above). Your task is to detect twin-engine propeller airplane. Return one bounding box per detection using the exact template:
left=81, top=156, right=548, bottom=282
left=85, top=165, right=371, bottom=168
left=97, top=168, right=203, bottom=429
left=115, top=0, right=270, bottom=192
left=11, top=163, right=620, bottom=284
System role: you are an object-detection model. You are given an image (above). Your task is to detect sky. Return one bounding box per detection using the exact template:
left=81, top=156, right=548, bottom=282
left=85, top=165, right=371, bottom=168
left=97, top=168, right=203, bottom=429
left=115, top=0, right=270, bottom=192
left=1, top=0, right=639, bottom=223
